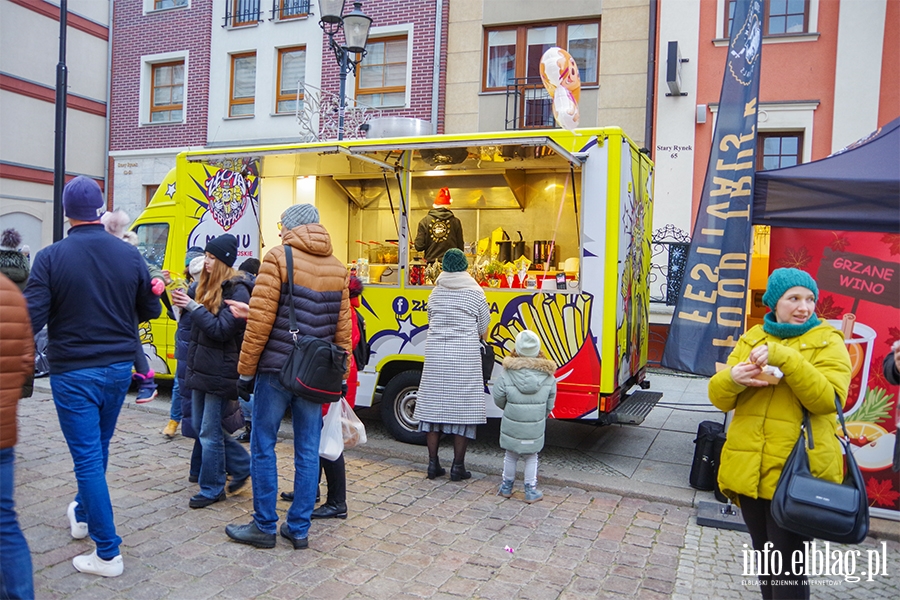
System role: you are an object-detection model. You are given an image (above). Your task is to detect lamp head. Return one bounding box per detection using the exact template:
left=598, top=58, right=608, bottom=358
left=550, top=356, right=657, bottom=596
left=342, top=1, right=372, bottom=54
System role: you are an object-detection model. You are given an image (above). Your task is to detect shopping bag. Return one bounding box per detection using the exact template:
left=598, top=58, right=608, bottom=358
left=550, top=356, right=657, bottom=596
left=318, top=402, right=344, bottom=461
left=340, top=397, right=367, bottom=449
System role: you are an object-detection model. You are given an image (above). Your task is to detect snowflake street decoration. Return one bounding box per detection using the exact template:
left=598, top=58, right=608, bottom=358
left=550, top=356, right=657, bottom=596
left=297, top=83, right=381, bottom=142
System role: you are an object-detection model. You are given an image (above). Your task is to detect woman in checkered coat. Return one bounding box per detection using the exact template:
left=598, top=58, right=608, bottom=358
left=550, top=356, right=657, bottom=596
left=414, top=248, right=490, bottom=481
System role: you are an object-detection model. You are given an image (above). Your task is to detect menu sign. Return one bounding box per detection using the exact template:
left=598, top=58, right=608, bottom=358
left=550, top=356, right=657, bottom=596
left=817, top=249, right=899, bottom=308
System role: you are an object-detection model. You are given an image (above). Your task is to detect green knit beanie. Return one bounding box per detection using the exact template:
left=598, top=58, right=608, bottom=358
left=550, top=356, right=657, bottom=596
left=442, top=248, right=468, bottom=273
left=761, top=268, right=819, bottom=310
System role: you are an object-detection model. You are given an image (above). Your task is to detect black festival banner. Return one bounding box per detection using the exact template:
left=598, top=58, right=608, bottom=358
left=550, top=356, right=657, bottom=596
left=662, top=0, right=763, bottom=376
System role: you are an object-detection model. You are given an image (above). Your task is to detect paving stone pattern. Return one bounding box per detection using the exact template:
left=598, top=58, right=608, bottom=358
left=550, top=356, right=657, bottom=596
left=12, top=390, right=900, bottom=599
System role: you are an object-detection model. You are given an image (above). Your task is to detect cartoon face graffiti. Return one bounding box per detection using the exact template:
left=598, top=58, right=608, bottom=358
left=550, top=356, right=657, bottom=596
left=205, top=170, right=249, bottom=231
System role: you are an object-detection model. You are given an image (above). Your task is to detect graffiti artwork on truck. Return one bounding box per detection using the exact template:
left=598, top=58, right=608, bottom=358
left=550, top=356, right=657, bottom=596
left=186, top=158, right=261, bottom=260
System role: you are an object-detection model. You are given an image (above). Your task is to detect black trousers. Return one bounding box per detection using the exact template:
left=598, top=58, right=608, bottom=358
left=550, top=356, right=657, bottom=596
left=320, top=454, right=346, bottom=506
left=739, top=495, right=811, bottom=600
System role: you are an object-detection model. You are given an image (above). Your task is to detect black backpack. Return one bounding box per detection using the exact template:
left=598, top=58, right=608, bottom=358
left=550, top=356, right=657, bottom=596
left=353, top=310, right=370, bottom=369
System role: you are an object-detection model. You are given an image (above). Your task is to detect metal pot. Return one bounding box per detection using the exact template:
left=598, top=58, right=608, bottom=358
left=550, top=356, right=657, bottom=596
left=532, top=240, right=558, bottom=269
left=512, top=231, right=526, bottom=260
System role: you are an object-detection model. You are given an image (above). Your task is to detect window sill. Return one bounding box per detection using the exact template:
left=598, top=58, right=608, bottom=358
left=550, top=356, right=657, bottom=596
left=225, top=22, right=260, bottom=30
left=224, top=115, right=255, bottom=120
left=273, top=15, right=310, bottom=23
left=146, top=7, right=188, bottom=16
left=140, top=120, right=185, bottom=127
left=270, top=111, right=297, bottom=117
left=713, top=32, right=820, bottom=46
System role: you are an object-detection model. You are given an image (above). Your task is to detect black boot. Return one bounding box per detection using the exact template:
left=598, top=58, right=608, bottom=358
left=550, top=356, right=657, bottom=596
left=236, top=423, right=251, bottom=443
left=450, top=461, right=471, bottom=481
left=427, top=457, right=446, bottom=479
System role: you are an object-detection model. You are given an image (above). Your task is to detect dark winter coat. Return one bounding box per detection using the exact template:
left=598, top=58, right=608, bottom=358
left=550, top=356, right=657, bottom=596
left=176, top=281, right=242, bottom=438
left=492, top=354, right=557, bottom=454
left=0, top=250, right=29, bottom=291
left=184, top=274, right=252, bottom=400
left=414, top=207, right=464, bottom=263
left=885, top=353, right=900, bottom=386
left=24, top=224, right=160, bottom=374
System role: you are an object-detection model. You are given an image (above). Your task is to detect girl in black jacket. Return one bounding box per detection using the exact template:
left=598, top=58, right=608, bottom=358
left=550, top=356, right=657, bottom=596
left=172, top=235, right=251, bottom=509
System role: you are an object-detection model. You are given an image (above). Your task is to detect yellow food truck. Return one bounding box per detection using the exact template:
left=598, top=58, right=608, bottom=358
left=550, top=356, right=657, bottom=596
left=132, top=127, right=655, bottom=443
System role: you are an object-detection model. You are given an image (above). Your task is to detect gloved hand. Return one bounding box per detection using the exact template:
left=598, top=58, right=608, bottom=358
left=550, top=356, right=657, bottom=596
left=150, top=278, right=165, bottom=296
left=341, top=381, right=348, bottom=397
left=237, top=377, right=255, bottom=401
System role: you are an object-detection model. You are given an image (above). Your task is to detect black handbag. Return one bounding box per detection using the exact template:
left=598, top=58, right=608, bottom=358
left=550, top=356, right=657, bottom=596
left=480, top=339, right=495, bottom=383
left=770, top=396, right=869, bottom=544
left=277, top=247, right=348, bottom=404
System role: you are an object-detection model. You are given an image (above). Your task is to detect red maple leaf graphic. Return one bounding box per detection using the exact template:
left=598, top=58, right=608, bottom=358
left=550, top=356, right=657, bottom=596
left=815, top=295, right=844, bottom=320
left=866, top=478, right=900, bottom=508
left=884, top=327, right=900, bottom=346
left=828, top=233, right=851, bottom=252
left=778, top=247, right=812, bottom=270
left=882, top=234, right=900, bottom=256
left=869, top=358, right=890, bottom=389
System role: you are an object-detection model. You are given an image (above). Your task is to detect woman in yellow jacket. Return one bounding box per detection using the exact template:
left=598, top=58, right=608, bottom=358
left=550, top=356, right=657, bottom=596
left=709, top=268, right=850, bottom=600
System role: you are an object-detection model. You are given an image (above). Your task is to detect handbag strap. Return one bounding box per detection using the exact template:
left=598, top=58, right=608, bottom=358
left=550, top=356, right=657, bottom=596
left=801, top=394, right=851, bottom=451
left=283, top=246, right=298, bottom=336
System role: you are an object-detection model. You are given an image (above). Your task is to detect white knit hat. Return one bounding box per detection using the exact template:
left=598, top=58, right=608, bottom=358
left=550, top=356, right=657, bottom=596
left=515, top=330, right=541, bottom=358
left=189, top=256, right=205, bottom=278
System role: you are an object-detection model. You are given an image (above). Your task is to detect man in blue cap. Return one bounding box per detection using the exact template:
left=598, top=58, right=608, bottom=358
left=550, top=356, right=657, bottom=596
left=24, top=176, right=161, bottom=577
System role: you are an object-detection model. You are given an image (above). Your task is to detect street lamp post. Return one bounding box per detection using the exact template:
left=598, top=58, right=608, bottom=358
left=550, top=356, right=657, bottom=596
left=318, top=0, right=372, bottom=140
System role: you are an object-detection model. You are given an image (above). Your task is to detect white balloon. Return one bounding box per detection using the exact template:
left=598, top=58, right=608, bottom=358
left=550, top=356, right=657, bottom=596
left=552, top=88, right=579, bottom=131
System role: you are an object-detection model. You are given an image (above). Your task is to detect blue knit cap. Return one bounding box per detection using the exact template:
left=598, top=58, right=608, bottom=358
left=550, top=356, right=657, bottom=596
left=442, top=248, right=468, bottom=273
left=761, top=268, right=819, bottom=310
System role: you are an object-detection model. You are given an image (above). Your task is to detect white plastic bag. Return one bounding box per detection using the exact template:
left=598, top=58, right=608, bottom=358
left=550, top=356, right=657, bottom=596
left=318, top=402, right=344, bottom=461
left=340, top=397, right=367, bottom=449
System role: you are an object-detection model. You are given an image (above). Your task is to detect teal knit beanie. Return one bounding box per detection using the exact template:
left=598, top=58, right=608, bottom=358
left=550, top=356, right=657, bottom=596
left=442, top=248, right=468, bottom=273
left=761, top=268, right=819, bottom=310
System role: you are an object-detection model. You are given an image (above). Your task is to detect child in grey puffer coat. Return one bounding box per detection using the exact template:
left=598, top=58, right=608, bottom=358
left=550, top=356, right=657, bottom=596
left=492, top=330, right=557, bottom=503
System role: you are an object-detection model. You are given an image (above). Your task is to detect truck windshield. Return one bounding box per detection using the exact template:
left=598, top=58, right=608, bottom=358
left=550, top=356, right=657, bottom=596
left=133, top=223, right=169, bottom=269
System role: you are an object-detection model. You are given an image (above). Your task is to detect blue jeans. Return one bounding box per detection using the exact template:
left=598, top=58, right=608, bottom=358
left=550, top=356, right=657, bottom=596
left=239, top=394, right=253, bottom=423
left=50, top=362, right=132, bottom=560
left=170, top=376, right=183, bottom=422
left=191, top=390, right=250, bottom=499
left=250, top=373, right=322, bottom=537
left=0, top=447, right=33, bottom=600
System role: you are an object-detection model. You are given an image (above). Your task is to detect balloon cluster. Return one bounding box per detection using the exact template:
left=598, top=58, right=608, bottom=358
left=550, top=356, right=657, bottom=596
left=539, top=47, right=582, bottom=131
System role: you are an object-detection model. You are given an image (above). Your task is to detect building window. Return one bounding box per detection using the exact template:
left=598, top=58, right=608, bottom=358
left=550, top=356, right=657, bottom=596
left=275, top=0, right=309, bottom=21
left=150, top=61, right=184, bottom=123
left=757, top=132, right=803, bottom=170
left=726, top=0, right=808, bottom=37
left=276, top=47, right=306, bottom=114
left=153, top=0, right=187, bottom=9
left=356, top=35, right=408, bottom=108
left=483, top=20, right=600, bottom=92
left=226, top=0, right=261, bottom=27
left=144, top=185, right=158, bottom=207
left=230, top=52, right=256, bottom=117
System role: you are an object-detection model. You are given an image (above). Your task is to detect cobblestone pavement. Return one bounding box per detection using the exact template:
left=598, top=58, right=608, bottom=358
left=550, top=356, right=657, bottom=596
left=12, top=388, right=900, bottom=599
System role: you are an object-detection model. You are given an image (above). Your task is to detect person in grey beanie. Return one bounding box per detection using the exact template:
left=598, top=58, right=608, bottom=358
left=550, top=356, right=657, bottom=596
left=226, top=203, right=351, bottom=550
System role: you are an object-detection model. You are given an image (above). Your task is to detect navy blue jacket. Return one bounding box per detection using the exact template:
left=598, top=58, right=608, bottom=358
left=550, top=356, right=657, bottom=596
left=184, top=275, right=252, bottom=400
left=24, top=224, right=161, bottom=374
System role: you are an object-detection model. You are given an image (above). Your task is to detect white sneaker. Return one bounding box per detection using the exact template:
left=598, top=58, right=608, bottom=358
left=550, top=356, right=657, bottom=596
left=67, top=501, right=89, bottom=539
left=72, top=550, right=123, bottom=577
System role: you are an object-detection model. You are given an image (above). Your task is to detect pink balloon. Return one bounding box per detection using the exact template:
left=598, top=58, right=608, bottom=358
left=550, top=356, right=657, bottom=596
left=552, top=87, right=579, bottom=131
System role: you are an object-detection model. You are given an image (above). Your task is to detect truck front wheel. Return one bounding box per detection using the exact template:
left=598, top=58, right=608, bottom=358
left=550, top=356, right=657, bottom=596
left=380, top=370, right=427, bottom=445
